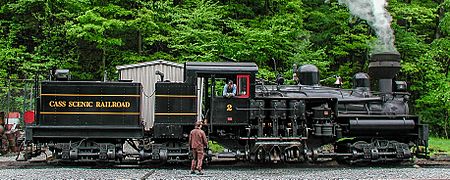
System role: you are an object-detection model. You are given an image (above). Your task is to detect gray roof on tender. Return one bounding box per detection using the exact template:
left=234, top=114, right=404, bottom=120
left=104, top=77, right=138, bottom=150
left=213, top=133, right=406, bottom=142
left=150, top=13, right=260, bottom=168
left=116, top=60, right=183, bottom=70
left=185, top=62, right=258, bottom=73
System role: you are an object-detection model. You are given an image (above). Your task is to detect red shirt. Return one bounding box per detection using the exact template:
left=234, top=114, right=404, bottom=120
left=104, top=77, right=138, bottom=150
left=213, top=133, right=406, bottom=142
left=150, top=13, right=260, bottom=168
left=189, top=128, right=208, bottom=149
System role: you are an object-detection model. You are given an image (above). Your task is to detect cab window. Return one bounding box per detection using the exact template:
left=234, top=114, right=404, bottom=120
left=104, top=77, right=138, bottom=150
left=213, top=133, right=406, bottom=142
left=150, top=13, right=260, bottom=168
left=236, top=75, right=249, bottom=98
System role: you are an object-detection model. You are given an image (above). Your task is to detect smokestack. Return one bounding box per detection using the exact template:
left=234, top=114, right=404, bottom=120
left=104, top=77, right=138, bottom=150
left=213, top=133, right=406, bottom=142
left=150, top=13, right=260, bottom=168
left=368, top=52, right=401, bottom=93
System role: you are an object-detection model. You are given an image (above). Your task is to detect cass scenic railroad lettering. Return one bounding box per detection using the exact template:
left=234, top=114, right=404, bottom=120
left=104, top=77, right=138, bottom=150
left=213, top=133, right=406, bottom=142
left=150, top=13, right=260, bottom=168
left=48, top=101, right=131, bottom=108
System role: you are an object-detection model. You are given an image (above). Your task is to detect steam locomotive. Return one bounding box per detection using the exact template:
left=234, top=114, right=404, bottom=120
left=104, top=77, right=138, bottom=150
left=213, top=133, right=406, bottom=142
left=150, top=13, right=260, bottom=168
left=21, top=52, right=428, bottom=164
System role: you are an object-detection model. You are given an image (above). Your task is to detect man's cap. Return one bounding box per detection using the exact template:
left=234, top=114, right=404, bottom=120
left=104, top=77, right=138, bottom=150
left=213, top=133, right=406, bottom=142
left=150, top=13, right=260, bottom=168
left=228, top=80, right=233, bottom=84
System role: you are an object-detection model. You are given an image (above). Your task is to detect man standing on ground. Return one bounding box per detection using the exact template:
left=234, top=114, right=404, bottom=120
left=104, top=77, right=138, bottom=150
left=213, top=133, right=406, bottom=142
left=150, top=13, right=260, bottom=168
left=189, top=121, right=208, bottom=175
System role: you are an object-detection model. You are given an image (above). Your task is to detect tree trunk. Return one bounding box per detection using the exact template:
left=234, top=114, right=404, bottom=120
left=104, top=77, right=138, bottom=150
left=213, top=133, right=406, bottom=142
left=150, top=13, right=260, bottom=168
left=445, top=58, right=449, bottom=78
left=102, top=48, right=106, bottom=82
left=137, top=31, right=142, bottom=54
left=173, top=0, right=183, bottom=6
left=435, top=0, right=444, bottom=39
left=445, top=109, right=449, bottom=139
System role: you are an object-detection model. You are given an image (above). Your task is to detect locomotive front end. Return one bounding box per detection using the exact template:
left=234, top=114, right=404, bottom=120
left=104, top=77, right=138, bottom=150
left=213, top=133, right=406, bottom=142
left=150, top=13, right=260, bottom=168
left=334, top=52, right=429, bottom=163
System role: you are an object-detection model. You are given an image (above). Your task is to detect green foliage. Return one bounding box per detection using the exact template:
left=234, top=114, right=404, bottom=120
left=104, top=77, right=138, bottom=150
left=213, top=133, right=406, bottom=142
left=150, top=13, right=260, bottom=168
left=257, top=68, right=277, bottom=82
left=428, top=137, right=450, bottom=155
left=208, top=140, right=225, bottom=153
left=414, top=38, right=450, bottom=138
left=169, top=0, right=225, bottom=62
left=391, top=2, right=437, bottom=41
left=0, top=0, right=449, bottom=136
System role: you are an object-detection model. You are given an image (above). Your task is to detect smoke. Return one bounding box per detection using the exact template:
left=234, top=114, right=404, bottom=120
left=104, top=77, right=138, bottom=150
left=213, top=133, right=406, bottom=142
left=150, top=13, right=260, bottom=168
left=338, top=0, right=397, bottom=53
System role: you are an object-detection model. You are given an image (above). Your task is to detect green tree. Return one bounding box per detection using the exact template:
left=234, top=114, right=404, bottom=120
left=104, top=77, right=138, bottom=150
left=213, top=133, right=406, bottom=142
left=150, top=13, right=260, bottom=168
left=66, top=3, right=130, bottom=80
left=0, top=0, right=449, bottom=137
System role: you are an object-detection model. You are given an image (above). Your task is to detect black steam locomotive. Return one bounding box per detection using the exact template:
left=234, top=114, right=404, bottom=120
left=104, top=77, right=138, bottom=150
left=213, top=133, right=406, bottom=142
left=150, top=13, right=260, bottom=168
left=22, top=52, right=428, bottom=164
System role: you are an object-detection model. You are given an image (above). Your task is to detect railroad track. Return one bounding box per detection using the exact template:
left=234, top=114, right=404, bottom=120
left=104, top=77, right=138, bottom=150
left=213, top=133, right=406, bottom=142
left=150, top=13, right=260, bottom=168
left=1, top=151, right=449, bottom=169
left=0, top=160, right=448, bottom=180
left=0, top=157, right=448, bottom=169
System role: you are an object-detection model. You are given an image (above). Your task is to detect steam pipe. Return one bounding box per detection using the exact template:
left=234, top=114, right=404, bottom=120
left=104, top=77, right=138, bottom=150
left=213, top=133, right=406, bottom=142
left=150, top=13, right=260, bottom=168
left=155, top=70, right=164, bottom=82
left=379, top=79, right=392, bottom=93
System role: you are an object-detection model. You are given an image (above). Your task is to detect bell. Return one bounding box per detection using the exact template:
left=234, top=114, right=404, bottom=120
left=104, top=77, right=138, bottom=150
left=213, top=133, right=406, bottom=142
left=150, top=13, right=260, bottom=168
left=334, top=76, right=343, bottom=88
left=334, top=76, right=342, bottom=85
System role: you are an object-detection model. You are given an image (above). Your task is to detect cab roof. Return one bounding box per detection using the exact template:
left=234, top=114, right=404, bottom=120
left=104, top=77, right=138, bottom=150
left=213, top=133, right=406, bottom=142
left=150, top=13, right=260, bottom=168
left=185, top=62, right=258, bottom=74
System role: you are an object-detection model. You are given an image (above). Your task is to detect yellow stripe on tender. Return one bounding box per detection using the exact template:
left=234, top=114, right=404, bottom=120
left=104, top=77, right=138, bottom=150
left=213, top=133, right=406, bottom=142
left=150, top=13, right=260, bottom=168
left=154, top=113, right=197, bottom=116
left=155, top=95, right=197, bottom=98
left=40, top=112, right=140, bottom=115
left=40, top=94, right=140, bottom=97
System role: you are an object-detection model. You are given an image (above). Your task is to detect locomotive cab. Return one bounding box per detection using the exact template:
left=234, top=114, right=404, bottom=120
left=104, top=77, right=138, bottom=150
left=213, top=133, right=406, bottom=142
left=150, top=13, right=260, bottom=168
left=152, top=62, right=258, bottom=162
left=182, top=62, right=258, bottom=122
left=208, top=74, right=252, bottom=125
left=185, top=63, right=258, bottom=143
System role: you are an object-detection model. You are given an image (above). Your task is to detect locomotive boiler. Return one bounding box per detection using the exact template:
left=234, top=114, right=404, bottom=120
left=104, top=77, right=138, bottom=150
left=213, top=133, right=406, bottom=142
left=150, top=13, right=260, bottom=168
left=21, top=52, right=428, bottom=165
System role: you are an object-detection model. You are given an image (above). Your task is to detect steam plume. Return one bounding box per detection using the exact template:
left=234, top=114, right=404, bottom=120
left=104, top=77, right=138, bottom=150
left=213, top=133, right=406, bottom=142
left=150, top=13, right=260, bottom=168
left=338, top=0, right=397, bottom=53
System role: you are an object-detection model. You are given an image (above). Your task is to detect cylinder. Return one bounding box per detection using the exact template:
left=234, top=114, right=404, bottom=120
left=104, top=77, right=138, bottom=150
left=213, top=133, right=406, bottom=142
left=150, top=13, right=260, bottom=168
left=217, top=152, right=237, bottom=159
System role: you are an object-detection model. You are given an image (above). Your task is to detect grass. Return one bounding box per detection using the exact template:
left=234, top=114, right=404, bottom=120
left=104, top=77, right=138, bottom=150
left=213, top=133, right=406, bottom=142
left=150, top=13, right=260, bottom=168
left=208, top=140, right=225, bottom=153
left=428, top=137, right=450, bottom=155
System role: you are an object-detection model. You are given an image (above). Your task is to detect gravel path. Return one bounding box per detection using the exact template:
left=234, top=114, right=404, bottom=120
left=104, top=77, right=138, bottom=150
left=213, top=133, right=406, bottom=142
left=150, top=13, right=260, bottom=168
left=149, top=166, right=449, bottom=180
left=0, top=153, right=448, bottom=179
left=0, top=165, right=448, bottom=179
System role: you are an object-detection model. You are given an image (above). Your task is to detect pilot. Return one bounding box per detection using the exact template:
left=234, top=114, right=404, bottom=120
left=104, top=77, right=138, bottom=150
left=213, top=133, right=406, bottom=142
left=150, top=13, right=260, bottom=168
left=222, top=80, right=236, bottom=98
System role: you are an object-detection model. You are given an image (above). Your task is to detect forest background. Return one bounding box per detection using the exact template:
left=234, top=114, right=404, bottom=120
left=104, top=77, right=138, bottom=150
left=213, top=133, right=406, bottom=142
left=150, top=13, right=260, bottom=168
left=0, top=0, right=449, bottom=138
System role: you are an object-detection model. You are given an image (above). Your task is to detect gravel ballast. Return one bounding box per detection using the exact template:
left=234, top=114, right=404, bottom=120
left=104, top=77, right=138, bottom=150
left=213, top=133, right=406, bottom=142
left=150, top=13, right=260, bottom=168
left=0, top=165, right=448, bottom=179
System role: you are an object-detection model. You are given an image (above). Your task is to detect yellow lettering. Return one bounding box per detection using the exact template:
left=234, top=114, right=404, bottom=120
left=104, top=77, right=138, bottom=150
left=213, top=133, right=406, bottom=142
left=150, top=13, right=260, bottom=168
left=86, top=102, right=93, bottom=107
left=68, top=101, right=94, bottom=108
left=49, top=101, right=66, bottom=108
left=50, top=101, right=133, bottom=108
left=226, top=104, right=233, bottom=112
left=96, top=101, right=105, bottom=108
left=95, top=101, right=131, bottom=108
